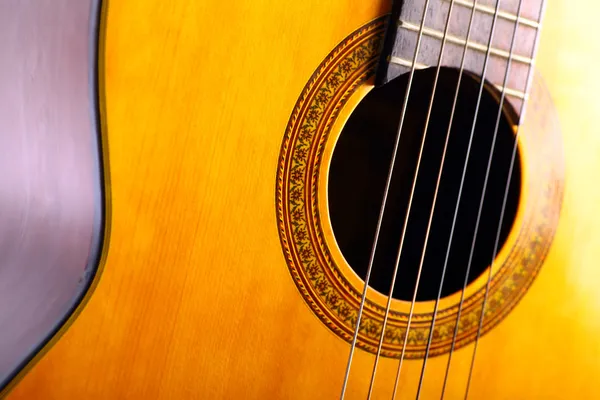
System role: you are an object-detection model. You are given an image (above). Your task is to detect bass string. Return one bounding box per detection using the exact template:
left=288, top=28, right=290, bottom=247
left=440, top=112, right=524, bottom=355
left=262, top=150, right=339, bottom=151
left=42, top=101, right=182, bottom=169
left=464, top=0, right=547, bottom=398
left=365, top=2, right=459, bottom=399
left=338, top=0, right=433, bottom=398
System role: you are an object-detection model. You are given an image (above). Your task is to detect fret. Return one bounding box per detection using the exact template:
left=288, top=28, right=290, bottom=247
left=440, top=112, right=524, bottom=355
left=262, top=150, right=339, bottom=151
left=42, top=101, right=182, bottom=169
left=497, top=85, right=527, bottom=100
left=389, top=56, right=429, bottom=70
left=447, top=0, right=540, bottom=28
left=398, top=19, right=533, bottom=65
left=440, top=5, right=538, bottom=59
left=469, top=0, right=544, bottom=22
left=389, top=56, right=527, bottom=100
left=388, top=31, right=530, bottom=112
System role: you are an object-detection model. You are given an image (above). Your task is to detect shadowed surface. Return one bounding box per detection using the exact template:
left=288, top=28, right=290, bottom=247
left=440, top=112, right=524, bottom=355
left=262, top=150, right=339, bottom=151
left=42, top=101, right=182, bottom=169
left=329, top=68, right=521, bottom=302
left=0, top=0, right=103, bottom=388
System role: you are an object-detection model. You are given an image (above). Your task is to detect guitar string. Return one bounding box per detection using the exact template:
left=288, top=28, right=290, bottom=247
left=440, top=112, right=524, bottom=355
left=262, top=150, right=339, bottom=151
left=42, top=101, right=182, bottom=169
left=464, top=0, right=547, bottom=398
left=365, top=2, right=458, bottom=398
left=373, top=0, right=501, bottom=396
left=412, top=0, right=481, bottom=397
left=456, top=0, right=525, bottom=396
left=426, top=0, right=512, bottom=399
left=338, top=1, right=433, bottom=398
left=370, top=0, right=507, bottom=398
left=418, top=0, right=500, bottom=398
left=398, top=0, right=504, bottom=397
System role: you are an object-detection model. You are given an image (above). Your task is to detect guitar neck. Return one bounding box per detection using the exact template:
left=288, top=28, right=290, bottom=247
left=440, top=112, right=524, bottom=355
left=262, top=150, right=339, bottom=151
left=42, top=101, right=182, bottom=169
left=375, top=0, right=545, bottom=117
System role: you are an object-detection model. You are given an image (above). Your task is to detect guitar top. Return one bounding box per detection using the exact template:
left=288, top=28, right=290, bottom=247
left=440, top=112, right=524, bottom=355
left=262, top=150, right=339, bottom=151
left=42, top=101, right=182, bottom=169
left=2, top=0, right=600, bottom=398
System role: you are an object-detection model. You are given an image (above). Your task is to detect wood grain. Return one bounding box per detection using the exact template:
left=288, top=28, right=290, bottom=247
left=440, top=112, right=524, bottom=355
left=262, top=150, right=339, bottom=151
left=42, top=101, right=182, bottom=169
left=5, top=0, right=600, bottom=398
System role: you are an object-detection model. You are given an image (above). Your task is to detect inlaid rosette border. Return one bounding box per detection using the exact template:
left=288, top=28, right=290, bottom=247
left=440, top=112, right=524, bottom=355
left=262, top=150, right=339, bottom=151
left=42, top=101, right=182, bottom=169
left=276, top=16, right=564, bottom=358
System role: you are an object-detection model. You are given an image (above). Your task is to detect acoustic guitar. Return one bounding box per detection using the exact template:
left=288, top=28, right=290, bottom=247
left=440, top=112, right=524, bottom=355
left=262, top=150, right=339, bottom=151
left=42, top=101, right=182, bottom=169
left=1, top=0, right=599, bottom=398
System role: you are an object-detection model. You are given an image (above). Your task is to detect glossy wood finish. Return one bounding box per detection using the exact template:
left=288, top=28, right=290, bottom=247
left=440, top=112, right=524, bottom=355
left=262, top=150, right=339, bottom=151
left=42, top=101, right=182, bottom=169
left=7, top=0, right=600, bottom=398
left=0, top=0, right=104, bottom=388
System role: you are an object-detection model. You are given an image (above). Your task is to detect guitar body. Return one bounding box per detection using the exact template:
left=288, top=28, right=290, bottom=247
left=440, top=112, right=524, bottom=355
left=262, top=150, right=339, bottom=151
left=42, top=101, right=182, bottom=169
left=6, top=0, right=600, bottom=398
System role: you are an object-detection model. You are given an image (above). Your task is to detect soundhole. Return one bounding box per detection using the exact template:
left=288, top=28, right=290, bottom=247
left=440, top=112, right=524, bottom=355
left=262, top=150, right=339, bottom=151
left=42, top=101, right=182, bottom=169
left=328, top=68, right=521, bottom=302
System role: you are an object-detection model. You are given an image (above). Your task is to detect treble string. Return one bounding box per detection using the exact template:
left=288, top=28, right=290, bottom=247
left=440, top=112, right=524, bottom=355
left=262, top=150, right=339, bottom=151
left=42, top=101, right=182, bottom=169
left=464, top=0, right=547, bottom=398
left=338, top=0, right=433, bottom=398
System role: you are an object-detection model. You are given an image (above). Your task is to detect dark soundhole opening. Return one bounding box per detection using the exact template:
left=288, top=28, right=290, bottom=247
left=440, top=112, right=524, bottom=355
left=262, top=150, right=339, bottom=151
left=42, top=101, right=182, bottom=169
left=328, top=68, right=521, bottom=302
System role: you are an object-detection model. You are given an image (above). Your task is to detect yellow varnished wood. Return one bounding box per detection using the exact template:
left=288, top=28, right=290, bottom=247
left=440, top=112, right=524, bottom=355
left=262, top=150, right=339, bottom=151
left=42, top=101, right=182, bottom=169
left=7, top=0, right=600, bottom=398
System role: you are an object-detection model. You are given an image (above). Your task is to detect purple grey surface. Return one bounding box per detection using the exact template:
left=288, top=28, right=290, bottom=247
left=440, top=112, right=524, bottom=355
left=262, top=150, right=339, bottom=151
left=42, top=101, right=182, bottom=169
left=0, top=0, right=104, bottom=388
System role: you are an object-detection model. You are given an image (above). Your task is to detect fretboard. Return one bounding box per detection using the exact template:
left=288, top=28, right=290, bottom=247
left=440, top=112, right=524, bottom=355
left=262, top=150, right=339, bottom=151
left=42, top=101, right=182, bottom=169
left=376, top=0, right=545, bottom=116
